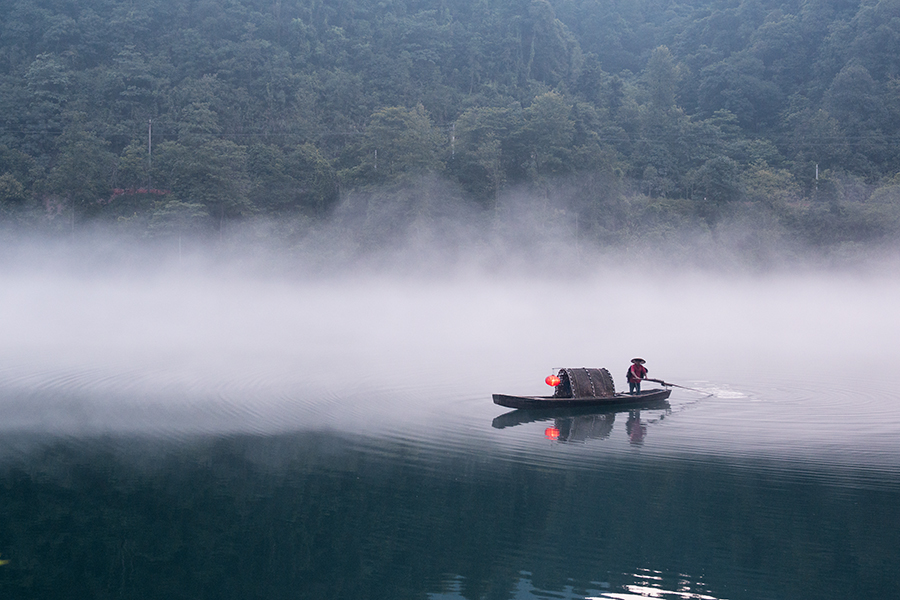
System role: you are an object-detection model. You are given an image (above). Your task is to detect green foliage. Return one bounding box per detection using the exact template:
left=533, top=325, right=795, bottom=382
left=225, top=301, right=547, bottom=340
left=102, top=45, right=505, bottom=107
left=248, top=143, right=339, bottom=216
left=147, top=198, right=210, bottom=237
left=153, top=139, right=253, bottom=226
left=644, top=46, right=680, bottom=112
left=46, top=122, right=116, bottom=222
left=741, top=160, right=799, bottom=204
left=691, top=157, right=743, bottom=204
left=346, top=105, right=444, bottom=185
left=0, top=0, right=898, bottom=245
left=864, top=182, right=900, bottom=233
left=526, top=0, right=582, bottom=87
left=115, top=141, right=150, bottom=190
left=512, top=91, right=575, bottom=181
left=450, top=106, right=518, bottom=204
left=0, top=173, right=26, bottom=210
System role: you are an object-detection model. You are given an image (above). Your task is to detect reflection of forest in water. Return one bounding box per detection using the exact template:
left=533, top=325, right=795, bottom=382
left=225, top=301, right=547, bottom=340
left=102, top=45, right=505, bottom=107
left=0, top=431, right=898, bottom=600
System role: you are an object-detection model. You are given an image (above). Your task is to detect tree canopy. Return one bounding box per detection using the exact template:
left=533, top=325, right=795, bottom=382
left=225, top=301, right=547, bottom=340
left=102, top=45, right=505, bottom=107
left=1, top=0, right=899, bottom=248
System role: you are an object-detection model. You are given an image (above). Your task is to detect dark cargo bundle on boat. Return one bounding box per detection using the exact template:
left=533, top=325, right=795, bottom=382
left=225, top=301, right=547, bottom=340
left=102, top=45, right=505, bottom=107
left=553, top=368, right=616, bottom=398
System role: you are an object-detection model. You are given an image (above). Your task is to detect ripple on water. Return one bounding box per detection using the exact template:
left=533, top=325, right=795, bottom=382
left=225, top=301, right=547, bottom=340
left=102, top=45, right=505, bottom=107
left=474, top=376, right=900, bottom=490
left=2, top=360, right=900, bottom=488
left=0, top=361, right=321, bottom=437
left=442, top=567, right=729, bottom=600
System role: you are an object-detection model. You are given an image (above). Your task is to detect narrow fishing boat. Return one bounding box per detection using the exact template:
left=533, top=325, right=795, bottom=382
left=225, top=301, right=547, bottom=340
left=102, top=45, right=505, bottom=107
left=491, top=398, right=671, bottom=429
left=492, top=367, right=671, bottom=410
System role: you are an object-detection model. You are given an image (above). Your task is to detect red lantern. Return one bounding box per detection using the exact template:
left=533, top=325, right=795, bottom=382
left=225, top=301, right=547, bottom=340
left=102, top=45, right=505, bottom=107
left=544, top=426, right=560, bottom=440
left=545, top=375, right=561, bottom=386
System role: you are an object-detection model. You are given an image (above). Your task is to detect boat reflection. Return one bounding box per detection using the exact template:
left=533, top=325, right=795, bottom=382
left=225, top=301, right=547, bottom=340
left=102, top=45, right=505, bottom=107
left=492, top=399, right=670, bottom=444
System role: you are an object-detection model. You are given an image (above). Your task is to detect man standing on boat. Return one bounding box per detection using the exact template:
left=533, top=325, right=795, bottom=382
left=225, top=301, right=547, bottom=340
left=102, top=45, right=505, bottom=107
left=627, top=358, right=648, bottom=394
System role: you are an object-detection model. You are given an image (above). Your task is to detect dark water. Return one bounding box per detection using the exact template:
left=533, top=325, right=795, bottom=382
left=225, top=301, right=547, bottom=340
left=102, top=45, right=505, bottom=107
left=1, top=268, right=899, bottom=599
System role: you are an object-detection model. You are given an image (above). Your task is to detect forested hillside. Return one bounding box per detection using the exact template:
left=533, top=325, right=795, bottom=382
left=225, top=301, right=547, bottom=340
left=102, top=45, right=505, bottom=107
left=1, top=0, right=899, bottom=248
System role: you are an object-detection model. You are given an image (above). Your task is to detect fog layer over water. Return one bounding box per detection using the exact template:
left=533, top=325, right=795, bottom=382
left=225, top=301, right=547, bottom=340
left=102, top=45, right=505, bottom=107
left=1, top=234, right=899, bottom=472
left=2, top=230, right=900, bottom=600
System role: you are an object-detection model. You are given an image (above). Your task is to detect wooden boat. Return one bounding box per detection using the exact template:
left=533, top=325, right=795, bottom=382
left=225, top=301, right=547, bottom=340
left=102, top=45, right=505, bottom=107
left=492, top=398, right=671, bottom=429
left=493, top=387, right=671, bottom=409
left=492, top=366, right=671, bottom=410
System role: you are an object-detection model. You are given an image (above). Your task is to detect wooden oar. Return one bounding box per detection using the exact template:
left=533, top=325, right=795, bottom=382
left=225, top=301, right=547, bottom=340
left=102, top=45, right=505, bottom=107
left=644, top=378, right=707, bottom=393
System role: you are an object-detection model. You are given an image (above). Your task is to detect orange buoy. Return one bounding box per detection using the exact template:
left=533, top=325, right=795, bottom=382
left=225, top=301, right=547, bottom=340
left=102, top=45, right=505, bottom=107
left=544, top=426, right=560, bottom=440
left=545, top=375, right=561, bottom=386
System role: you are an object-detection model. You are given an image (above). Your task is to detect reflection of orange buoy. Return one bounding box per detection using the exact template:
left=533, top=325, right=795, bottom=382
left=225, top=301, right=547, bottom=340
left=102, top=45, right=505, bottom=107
left=545, top=375, right=561, bottom=386
left=544, top=426, right=560, bottom=440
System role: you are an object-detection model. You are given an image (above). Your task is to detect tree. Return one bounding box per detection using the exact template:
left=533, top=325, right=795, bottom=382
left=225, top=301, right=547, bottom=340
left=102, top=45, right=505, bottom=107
left=22, top=53, right=72, bottom=155
left=644, top=46, right=680, bottom=112
left=352, top=105, right=444, bottom=184
left=509, top=91, right=574, bottom=182
left=696, top=52, right=784, bottom=130
left=782, top=103, right=850, bottom=189
left=742, top=159, right=799, bottom=204
left=863, top=181, right=900, bottom=237
left=825, top=64, right=881, bottom=128
left=147, top=198, right=209, bottom=238
left=526, top=0, right=582, bottom=87
left=451, top=106, right=517, bottom=204
left=115, top=140, right=150, bottom=190
left=690, top=156, right=743, bottom=210
left=822, top=63, right=889, bottom=176
left=46, top=122, right=116, bottom=225
left=152, top=139, right=252, bottom=229
left=247, top=143, right=339, bottom=217
left=285, top=144, right=340, bottom=216
left=847, top=0, right=900, bottom=80
left=0, top=173, right=27, bottom=214
left=748, top=12, right=808, bottom=91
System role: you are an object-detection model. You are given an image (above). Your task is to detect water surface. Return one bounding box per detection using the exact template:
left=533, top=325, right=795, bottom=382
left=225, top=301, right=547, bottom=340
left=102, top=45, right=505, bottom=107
left=1, top=264, right=898, bottom=599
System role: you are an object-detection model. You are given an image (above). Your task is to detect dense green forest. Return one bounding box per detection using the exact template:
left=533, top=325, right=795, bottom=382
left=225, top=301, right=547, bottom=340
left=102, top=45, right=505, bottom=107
left=1, top=0, right=900, bottom=249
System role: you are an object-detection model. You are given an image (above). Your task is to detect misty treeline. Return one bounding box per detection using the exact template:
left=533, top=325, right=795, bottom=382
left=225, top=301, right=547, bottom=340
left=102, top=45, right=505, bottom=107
left=1, top=0, right=900, bottom=250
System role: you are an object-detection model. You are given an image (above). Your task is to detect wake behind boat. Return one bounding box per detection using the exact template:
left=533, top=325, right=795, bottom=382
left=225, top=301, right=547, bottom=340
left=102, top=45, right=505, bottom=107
left=492, top=367, right=672, bottom=410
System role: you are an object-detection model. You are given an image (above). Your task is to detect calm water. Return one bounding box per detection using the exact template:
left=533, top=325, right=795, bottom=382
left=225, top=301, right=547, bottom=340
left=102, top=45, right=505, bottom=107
left=1, top=264, right=899, bottom=599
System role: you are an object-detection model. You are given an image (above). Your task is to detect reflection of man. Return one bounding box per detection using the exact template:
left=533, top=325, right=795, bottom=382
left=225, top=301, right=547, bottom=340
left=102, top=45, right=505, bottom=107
left=626, top=410, right=647, bottom=445
left=627, top=358, right=648, bottom=394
